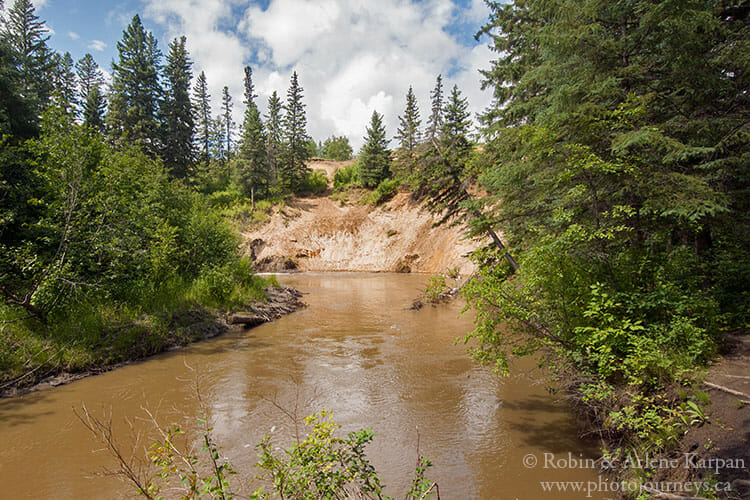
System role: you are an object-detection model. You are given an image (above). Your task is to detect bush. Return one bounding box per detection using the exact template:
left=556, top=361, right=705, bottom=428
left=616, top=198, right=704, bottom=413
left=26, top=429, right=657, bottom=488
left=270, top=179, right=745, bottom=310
left=297, top=169, right=328, bottom=195
left=365, top=177, right=399, bottom=205
left=333, top=162, right=360, bottom=191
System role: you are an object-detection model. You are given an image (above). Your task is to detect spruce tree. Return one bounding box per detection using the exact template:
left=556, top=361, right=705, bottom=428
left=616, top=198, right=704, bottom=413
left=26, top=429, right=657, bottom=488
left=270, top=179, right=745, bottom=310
left=235, top=66, right=268, bottom=200
left=53, top=51, right=77, bottom=115
left=221, top=86, right=235, bottom=157
left=75, top=53, right=106, bottom=131
left=265, top=90, right=283, bottom=186
left=359, top=111, right=390, bottom=188
left=192, top=70, right=211, bottom=163
left=160, top=36, right=194, bottom=178
left=75, top=53, right=104, bottom=101
left=440, top=84, right=472, bottom=155
left=395, top=85, right=421, bottom=152
left=281, top=71, right=310, bottom=192
left=1, top=0, right=53, bottom=115
left=107, top=14, right=162, bottom=155
left=426, top=74, right=444, bottom=142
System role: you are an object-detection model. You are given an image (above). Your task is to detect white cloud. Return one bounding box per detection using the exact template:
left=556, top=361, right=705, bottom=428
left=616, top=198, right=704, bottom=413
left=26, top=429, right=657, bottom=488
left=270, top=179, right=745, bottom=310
left=143, top=0, right=494, bottom=150
left=143, top=0, right=248, bottom=125
left=88, top=39, right=107, bottom=51
left=68, top=31, right=80, bottom=40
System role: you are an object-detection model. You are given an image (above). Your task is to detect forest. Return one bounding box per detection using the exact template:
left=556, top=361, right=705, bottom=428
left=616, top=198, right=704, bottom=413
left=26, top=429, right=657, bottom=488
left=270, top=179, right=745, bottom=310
left=1, top=0, right=749, bottom=498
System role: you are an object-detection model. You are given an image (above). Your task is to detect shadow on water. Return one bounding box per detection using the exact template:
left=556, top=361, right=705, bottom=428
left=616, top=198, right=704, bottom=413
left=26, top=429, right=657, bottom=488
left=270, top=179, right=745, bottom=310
left=183, top=334, right=273, bottom=357
left=0, top=390, right=55, bottom=426
left=502, top=395, right=595, bottom=454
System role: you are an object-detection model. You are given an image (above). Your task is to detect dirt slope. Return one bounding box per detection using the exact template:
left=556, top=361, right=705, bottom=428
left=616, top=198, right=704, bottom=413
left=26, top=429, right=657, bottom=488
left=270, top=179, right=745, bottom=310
left=241, top=163, right=483, bottom=275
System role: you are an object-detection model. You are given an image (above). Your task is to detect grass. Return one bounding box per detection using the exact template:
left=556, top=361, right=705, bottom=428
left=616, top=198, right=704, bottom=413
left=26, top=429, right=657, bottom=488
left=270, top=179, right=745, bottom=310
left=0, top=258, right=277, bottom=393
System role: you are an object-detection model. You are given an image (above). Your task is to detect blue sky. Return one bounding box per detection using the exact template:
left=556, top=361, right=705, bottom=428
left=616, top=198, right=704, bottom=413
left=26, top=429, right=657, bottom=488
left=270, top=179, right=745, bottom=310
left=27, top=0, right=495, bottom=148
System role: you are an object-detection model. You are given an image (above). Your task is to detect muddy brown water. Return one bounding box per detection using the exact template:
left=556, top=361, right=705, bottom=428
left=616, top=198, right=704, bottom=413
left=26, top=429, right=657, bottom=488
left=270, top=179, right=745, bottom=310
left=0, top=273, right=609, bottom=499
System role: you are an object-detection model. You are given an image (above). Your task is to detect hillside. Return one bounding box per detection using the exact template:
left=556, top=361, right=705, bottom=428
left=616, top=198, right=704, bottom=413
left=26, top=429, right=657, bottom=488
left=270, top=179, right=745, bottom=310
left=241, top=161, right=482, bottom=276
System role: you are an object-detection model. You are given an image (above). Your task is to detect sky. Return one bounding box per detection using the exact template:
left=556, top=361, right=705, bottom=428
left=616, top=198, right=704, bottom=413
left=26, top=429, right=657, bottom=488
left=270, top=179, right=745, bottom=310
left=19, top=0, right=496, bottom=149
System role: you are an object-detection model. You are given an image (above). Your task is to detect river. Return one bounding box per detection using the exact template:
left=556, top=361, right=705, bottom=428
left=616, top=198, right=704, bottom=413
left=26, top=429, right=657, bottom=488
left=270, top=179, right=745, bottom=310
left=0, top=273, right=607, bottom=499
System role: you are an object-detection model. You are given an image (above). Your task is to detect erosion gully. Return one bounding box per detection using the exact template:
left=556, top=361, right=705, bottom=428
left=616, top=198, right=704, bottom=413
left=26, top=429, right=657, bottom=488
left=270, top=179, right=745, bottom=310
left=0, top=273, right=607, bottom=499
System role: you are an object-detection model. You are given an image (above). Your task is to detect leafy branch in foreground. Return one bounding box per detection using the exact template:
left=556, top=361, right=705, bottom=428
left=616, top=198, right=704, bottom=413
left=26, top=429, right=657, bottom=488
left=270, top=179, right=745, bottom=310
left=77, top=392, right=438, bottom=499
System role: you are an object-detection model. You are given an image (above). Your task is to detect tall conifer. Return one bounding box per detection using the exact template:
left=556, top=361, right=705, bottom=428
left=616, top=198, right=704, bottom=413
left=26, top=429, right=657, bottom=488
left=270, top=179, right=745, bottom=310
left=107, top=14, right=162, bottom=155
left=160, top=36, right=194, bottom=177
left=192, top=70, right=211, bottom=163
left=281, top=71, right=310, bottom=191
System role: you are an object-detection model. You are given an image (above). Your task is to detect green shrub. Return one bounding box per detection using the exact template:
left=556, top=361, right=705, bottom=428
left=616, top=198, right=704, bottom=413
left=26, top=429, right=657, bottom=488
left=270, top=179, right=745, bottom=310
left=297, top=169, right=328, bottom=194
left=333, top=162, right=360, bottom=191
left=366, top=177, right=399, bottom=205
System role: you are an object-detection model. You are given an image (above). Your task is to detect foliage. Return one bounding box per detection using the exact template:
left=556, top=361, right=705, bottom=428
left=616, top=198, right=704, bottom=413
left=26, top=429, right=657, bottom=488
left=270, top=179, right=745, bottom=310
left=192, top=71, right=211, bottom=164
left=333, top=162, right=360, bottom=191
left=160, top=36, right=195, bottom=178
left=359, top=111, right=391, bottom=188
left=365, top=177, right=399, bottom=206
left=280, top=71, right=311, bottom=192
left=297, top=169, right=328, bottom=196
left=107, top=14, right=162, bottom=157
left=321, top=135, right=353, bottom=161
left=456, top=0, right=750, bottom=453
left=234, top=66, right=269, bottom=199
left=395, top=86, right=422, bottom=154
left=82, top=405, right=438, bottom=500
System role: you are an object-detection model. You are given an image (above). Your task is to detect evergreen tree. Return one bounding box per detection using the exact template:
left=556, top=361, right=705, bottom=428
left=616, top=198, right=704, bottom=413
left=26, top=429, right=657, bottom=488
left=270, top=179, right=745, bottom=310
left=359, top=111, right=390, bottom=188
left=1, top=0, right=53, bottom=115
left=280, top=71, right=310, bottom=191
left=440, top=84, right=472, bottom=154
left=107, top=14, right=162, bottom=155
left=52, top=51, right=77, bottom=115
left=221, top=86, right=235, bottom=157
left=265, top=90, right=283, bottom=186
left=192, top=70, right=211, bottom=163
left=75, top=53, right=104, bottom=101
left=426, top=74, right=443, bottom=142
left=235, top=65, right=268, bottom=199
left=395, top=86, right=421, bottom=152
left=210, top=114, right=226, bottom=161
left=82, top=85, right=106, bottom=133
left=75, top=53, right=106, bottom=131
left=0, top=36, right=36, bottom=138
left=160, top=36, right=194, bottom=178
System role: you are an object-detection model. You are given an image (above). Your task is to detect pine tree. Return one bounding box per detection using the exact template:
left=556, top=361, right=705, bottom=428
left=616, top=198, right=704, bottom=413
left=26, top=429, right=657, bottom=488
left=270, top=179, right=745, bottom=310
left=265, top=90, right=283, bottom=186
left=395, top=86, right=421, bottom=152
left=192, top=70, right=211, bottom=163
left=160, top=36, right=194, bottom=178
left=107, top=14, right=162, bottom=155
left=221, top=86, right=235, bottom=157
left=359, top=111, right=390, bottom=188
left=280, top=71, right=310, bottom=192
left=426, top=74, right=444, bottom=142
left=1, top=0, right=53, bottom=114
left=75, top=53, right=106, bottom=131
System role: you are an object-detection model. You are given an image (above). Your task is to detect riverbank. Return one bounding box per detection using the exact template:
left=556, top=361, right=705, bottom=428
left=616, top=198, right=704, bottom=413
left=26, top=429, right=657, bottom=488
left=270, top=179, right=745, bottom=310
left=0, top=285, right=304, bottom=399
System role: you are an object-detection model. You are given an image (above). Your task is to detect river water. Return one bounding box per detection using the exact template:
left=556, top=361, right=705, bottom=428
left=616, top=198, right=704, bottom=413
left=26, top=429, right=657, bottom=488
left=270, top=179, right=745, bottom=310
left=0, top=273, right=607, bottom=499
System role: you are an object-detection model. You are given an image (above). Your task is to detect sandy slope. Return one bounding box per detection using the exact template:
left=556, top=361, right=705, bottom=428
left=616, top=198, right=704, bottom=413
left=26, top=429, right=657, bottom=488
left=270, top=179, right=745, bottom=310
left=241, top=163, right=483, bottom=275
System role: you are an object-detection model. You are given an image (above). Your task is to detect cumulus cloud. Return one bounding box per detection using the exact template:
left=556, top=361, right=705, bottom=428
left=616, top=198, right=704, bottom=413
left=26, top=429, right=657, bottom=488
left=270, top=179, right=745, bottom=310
left=88, top=39, right=107, bottom=51
left=143, top=0, right=249, bottom=125
left=68, top=31, right=80, bottom=40
left=144, top=0, right=493, bottom=150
